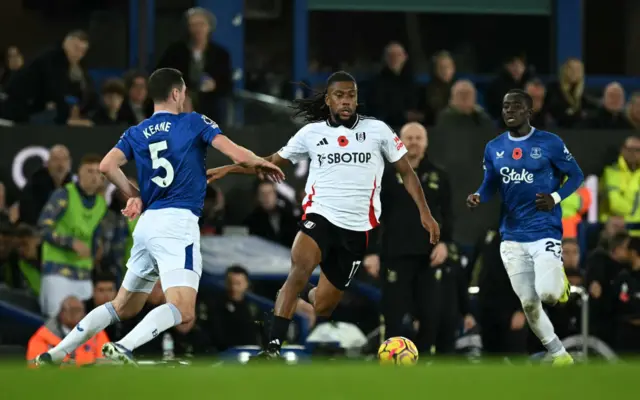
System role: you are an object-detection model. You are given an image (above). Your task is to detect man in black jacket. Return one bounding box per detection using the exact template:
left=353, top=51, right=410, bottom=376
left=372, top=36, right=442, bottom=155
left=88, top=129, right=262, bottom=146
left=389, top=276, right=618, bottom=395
left=19, top=145, right=71, bottom=226
left=364, top=122, right=474, bottom=355
left=3, top=30, right=96, bottom=125
left=156, top=7, right=232, bottom=124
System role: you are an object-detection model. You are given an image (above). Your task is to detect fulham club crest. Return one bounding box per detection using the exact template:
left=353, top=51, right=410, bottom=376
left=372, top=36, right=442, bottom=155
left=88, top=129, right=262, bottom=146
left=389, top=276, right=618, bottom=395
left=356, top=132, right=366, bottom=142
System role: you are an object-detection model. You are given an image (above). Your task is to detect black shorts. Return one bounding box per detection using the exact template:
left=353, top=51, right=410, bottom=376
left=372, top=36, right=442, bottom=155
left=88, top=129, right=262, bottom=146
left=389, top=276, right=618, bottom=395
left=299, top=213, right=369, bottom=290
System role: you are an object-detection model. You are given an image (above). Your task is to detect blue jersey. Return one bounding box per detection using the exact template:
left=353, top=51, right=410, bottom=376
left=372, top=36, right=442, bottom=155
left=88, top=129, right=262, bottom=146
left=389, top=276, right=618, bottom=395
left=475, top=128, right=584, bottom=242
left=115, top=111, right=220, bottom=217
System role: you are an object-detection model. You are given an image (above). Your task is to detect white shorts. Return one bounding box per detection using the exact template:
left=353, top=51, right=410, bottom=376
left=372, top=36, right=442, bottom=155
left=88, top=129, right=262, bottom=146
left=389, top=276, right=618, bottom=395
left=123, top=208, right=202, bottom=293
left=499, top=238, right=563, bottom=277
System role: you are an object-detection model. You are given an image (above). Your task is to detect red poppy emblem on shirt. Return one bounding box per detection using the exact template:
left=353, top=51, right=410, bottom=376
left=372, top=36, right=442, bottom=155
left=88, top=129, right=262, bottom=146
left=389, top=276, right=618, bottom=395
left=512, top=147, right=522, bottom=160
left=338, top=136, right=349, bottom=147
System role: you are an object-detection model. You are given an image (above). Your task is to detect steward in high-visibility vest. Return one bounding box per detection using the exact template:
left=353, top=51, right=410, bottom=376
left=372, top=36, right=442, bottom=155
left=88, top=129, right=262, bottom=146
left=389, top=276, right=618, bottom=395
left=561, top=186, right=592, bottom=239
left=38, top=155, right=108, bottom=317
left=600, top=151, right=640, bottom=236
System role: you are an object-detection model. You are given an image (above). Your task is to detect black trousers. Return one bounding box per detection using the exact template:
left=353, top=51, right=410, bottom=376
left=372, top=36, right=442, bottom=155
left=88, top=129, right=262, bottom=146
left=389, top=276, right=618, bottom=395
left=381, top=255, right=458, bottom=355
left=615, top=322, right=640, bottom=354
left=477, top=303, right=528, bottom=356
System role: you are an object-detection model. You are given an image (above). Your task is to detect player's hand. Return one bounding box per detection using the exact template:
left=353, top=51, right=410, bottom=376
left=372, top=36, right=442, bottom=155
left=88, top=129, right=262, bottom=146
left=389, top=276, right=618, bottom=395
left=363, top=254, right=380, bottom=278
left=122, top=197, right=142, bottom=221
left=466, top=193, right=481, bottom=209
left=420, top=212, right=440, bottom=244
left=72, top=240, right=91, bottom=258
left=463, top=314, right=476, bottom=332
left=510, top=311, right=526, bottom=330
left=206, top=166, right=231, bottom=183
left=430, top=242, right=448, bottom=267
left=535, top=193, right=555, bottom=211
left=253, top=159, right=285, bottom=183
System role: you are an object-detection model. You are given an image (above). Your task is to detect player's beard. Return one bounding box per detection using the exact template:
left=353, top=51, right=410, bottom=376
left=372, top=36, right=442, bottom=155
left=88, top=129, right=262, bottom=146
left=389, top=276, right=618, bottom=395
left=331, top=110, right=357, bottom=127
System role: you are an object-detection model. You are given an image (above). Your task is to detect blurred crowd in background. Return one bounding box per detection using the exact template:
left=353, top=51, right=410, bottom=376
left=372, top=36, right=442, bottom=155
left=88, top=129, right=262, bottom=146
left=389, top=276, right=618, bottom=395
left=1, top=0, right=640, bottom=364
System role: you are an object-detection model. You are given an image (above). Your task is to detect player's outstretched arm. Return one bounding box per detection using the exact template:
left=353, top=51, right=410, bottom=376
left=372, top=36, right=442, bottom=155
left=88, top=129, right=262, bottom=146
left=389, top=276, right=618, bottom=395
left=206, top=152, right=290, bottom=183
left=393, top=155, right=440, bottom=244
left=99, top=148, right=140, bottom=199
left=210, top=135, right=285, bottom=181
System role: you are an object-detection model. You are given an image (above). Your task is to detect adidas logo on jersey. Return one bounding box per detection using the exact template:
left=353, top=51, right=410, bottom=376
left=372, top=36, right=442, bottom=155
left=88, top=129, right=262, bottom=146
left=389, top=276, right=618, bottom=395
left=500, top=167, right=534, bottom=184
left=317, top=138, right=329, bottom=146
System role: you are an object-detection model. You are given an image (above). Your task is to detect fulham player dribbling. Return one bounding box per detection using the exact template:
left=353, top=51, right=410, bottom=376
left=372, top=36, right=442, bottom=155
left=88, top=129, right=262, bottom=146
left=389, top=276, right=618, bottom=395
left=208, top=71, right=440, bottom=359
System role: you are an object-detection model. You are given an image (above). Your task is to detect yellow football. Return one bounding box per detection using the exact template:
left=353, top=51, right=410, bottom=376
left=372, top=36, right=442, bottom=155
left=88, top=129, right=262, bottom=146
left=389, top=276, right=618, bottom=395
left=377, top=336, right=419, bottom=365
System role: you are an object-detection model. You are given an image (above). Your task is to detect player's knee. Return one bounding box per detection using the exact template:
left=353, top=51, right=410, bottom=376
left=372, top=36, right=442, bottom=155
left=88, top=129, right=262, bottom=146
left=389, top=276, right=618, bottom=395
left=534, top=277, right=562, bottom=304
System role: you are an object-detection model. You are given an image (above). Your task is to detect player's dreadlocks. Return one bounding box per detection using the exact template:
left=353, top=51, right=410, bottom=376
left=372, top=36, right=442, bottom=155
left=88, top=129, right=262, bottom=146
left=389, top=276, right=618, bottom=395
left=291, top=71, right=356, bottom=123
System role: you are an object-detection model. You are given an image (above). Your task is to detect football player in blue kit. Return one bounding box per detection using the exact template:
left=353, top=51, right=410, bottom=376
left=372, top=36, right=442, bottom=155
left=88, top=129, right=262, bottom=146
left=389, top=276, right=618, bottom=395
left=467, top=89, right=584, bottom=366
left=35, top=68, right=284, bottom=366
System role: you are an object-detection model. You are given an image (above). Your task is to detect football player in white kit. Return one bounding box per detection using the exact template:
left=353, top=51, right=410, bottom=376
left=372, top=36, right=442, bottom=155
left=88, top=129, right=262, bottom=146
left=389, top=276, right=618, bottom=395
left=207, top=71, right=440, bottom=358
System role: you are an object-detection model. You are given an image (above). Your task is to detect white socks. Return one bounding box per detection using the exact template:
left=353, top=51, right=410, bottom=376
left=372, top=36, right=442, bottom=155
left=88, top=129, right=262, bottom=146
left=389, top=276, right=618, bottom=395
left=522, top=301, right=566, bottom=356
left=117, top=303, right=182, bottom=352
left=49, top=302, right=120, bottom=363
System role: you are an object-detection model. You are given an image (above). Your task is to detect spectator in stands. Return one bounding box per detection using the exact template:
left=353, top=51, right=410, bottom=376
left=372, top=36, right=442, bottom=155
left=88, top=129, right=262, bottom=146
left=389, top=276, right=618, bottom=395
left=487, top=55, right=531, bottom=119
left=83, top=272, right=122, bottom=342
left=3, top=30, right=97, bottom=125
left=420, top=51, right=456, bottom=126
left=118, top=70, right=152, bottom=126
left=26, top=296, right=109, bottom=367
left=585, top=231, right=630, bottom=345
left=599, top=136, right=640, bottom=236
left=157, top=7, right=232, bottom=124
left=208, top=265, right=260, bottom=351
left=4, top=224, right=41, bottom=296
left=584, top=82, right=631, bottom=130
left=18, top=144, right=72, bottom=226
left=367, top=42, right=422, bottom=128
left=612, top=237, right=640, bottom=353
left=436, top=80, right=493, bottom=130
left=0, top=46, right=24, bottom=89
left=524, top=79, right=555, bottom=129
left=561, top=183, right=591, bottom=239
left=625, top=92, right=640, bottom=130
left=0, top=223, right=17, bottom=288
left=562, top=238, right=584, bottom=287
left=200, top=185, right=225, bottom=235
left=547, top=58, right=593, bottom=128
left=92, top=78, right=128, bottom=126
left=38, top=154, right=107, bottom=317
left=244, top=180, right=297, bottom=247
left=99, top=195, right=130, bottom=279
left=0, top=182, right=10, bottom=225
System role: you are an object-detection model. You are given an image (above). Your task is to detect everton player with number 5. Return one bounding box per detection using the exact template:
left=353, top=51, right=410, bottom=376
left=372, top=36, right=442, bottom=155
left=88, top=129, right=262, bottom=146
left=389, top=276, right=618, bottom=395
left=34, top=68, right=284, bottom=366
left=467, top=89, right=584, bottom=366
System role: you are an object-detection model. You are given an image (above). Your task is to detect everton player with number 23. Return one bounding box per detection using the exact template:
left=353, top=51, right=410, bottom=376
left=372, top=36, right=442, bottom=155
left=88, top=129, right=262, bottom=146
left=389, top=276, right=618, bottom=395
left=467, top=89, right=584, bottom=366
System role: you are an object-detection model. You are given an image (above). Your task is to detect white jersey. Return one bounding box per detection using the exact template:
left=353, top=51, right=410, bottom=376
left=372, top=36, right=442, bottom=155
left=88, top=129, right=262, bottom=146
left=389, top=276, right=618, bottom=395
left=278, top=115, right=407, bottom=231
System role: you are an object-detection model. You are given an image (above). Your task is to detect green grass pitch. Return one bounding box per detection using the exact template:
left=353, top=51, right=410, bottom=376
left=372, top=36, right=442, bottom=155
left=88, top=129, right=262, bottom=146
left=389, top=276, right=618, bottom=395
left=1, top=361, right=637, bottom=399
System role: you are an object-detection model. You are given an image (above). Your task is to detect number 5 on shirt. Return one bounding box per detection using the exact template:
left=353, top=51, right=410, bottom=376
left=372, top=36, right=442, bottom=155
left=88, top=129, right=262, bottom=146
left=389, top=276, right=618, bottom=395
left=149, top=140, right=174, bottom=187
